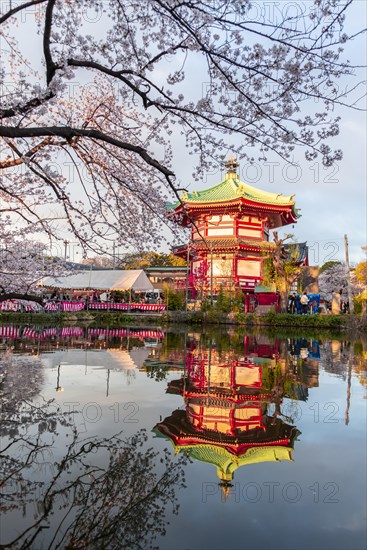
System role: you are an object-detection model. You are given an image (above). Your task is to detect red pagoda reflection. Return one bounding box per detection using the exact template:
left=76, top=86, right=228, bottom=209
left=154, top=335, right=300, bottom=485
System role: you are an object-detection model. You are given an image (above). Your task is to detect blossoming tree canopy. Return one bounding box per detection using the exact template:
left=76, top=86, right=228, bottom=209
left=0, top=236, right=67, bottom=301
left=318, top=261, right=360, bottom=302
left=0, top=0, right=364, bottom=253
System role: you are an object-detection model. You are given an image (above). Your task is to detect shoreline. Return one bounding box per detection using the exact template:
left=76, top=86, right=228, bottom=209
left=0, top=310, right=365, bottom=332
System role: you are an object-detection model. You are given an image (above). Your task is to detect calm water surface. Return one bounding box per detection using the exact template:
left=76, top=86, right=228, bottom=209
left=0, top=324, right=366, bottom=550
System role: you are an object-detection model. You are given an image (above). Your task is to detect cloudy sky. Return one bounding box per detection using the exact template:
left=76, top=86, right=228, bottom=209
left=167, top=1, right=367, bottom=266
left=175, top=104, right=366, bottom=266
left=4, top=0, right=366, bottom=266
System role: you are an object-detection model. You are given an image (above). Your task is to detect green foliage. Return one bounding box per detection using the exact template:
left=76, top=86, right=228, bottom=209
left=165, top=310, right=204, bottom=323
left=0, top=312, right=67, bottom=325
left=261, top=363, right=282, bottom=391
left=203, top=309, right=228, bottom=323
left=353, top=294, right=366, bottom=315
left=262, top=256, right=276, bottom=285
left=354, top=340, right=364, bottom=356
left=262, top=244, right=300, bottom=308
left=201, top=287, right=244, bottom=315
left=235, top=312, right=246, bottom=324
left=235, top=312, right=255, bottom=324
left=216, top=287, right=243, bottom=313
left=353, top=297, right=361, bottom=315
left=146, top=364, right=168, bottom=382
left=120, top=252, right=186, bottom=269
left=319, top=260, right=341, bottom=274
left=164, top=288, right=185, bottom=310
left=264, top=312, right=344, bottom=328
left=354, top=261, right=367, bottom=286
left=200, top=297, right=211, bottom=313
left=215, top=287, right=232, bottom=313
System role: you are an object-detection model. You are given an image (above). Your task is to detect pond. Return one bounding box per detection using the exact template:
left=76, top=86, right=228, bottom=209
left=0, top=324, right=366, bottom=550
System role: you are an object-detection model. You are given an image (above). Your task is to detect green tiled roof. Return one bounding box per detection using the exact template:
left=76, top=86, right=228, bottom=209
left=169, top=176, right=296, bottom=209
left=153, top=429, right=293, bottom=482
left=179, top=444, right=293, bottom=481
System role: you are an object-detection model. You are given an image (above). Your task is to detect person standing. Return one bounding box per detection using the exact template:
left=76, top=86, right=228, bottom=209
left=289, top=292, right=297, bottom=314
left=300, top=292, right=309, bottom=315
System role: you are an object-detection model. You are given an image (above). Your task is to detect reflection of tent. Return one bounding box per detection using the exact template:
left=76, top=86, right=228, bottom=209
left=106, top=349, right=141, bottom=371
left=41, top=270, right=153, bottom=291
left=40, top=349, right=143, bottom=371
left=40, top=350, right=106, bottom=369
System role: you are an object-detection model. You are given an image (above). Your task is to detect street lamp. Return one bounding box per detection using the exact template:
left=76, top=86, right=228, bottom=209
left=209, top=241, right=214, bottom=305
left=63, top=240, right=69, bottom=261
left=55, top=364, right=64, bottom=392
left=361, top=246, right=367, bottom=317
left=63, top=240, right=79, bottom=262
left=185, top=244, right=190, bottom=312
left=185, top=242, right=199, bottom=311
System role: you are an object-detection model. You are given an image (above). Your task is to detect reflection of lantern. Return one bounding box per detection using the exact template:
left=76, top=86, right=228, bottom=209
left=55, top=364, right=64, bottom=392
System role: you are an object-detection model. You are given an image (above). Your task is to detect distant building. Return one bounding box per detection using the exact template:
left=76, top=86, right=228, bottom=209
left=144, top=266, right=187, bottom=290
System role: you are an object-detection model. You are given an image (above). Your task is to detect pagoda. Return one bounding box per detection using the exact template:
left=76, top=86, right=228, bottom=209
left=169, top=157, right=299, bottom=293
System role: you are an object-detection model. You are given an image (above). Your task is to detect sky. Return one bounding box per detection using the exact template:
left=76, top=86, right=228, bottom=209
left=2, top=0, right=366, bottom=266
left=165, top=0, right=367, bottom=266
left=174, top=106, right=367, bottom=266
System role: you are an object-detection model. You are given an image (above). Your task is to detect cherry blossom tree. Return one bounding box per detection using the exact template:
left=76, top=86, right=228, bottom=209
left=318, top=261, right=359, bottom=302
left=0, top=0, right=365, bottom=254
left=0, top=222, right=67, bottom=301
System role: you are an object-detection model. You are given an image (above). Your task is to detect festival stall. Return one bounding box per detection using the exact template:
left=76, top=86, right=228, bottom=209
left=40, top=270, right=161, bottom=311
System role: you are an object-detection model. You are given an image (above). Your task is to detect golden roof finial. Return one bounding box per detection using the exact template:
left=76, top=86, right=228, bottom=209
left=224, top=156, right=239, bottom=178
left=219, top=481, right=233, bottom=501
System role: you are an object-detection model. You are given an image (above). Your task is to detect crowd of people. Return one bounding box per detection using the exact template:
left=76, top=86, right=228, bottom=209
left=49, top=290, right=111, bottom=303
left=288, top=291, right=350, bottom=315
left=287, top=292, right=320, bottom=315
left=47, top=290, right=162, bottom=305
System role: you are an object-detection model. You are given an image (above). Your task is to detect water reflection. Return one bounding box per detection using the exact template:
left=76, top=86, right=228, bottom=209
left=0, top=324, right=366, bottom=549
left=0, top=355, right=186, bottom=549
left=155, top=335, right=304, bottom=492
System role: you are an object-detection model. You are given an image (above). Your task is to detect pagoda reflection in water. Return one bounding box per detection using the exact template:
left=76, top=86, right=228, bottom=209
left=155, top=335, right=302, bottom=487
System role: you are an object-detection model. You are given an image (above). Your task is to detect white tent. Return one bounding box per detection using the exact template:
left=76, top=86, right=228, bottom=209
left=41, top=269, right=153, bottom=291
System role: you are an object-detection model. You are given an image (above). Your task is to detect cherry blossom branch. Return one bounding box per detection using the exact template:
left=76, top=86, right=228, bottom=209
left=0, top=125, right=174, bottom=177
left=0, top=0, right=47, bottom=25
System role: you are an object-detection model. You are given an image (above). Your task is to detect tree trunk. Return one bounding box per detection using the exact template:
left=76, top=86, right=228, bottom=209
left=279, top=290, right=289, bottom=313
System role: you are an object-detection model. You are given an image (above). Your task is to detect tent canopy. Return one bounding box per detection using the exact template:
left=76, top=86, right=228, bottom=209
left=41, top=270, right=154, bottom=291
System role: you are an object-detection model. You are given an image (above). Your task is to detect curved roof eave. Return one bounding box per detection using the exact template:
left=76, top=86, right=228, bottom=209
left=168, top=177, right=296, bottom=211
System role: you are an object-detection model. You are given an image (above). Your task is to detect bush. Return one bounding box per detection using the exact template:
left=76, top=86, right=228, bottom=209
left=353, top=295, right=366, bottom=315
left=165, top=289, right=185, bottom=310
left=204, top=309, right=228, bottom=324
left=263, top=312, right=344, bottom=328
left=200, top=287, right=244, bottom=315
left=215, top=289, right=232, bottom=313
